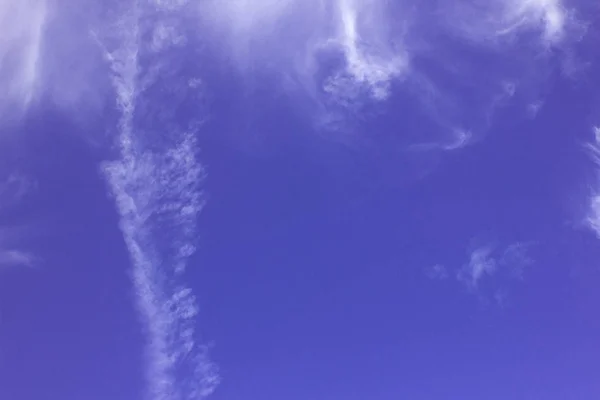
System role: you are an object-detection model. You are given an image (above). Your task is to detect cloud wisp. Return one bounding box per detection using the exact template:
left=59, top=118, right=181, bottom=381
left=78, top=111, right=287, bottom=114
left=0, top=172, right=38, bottom=271
left=194, top=0, right=585, bottom=149
left=441, top=0, right=578, bottom=48
left=197, top=0, right=411, bottom=120
left=584, top=126, right=600, bottom=239
left=98, top=2, right=219, bottom=399
left=457, top=244, right=499, bottom=290
left=429, top=240, right=534, bottom=305
left=0, top=0, right=112, bottom=129
left=1, top=1, right=219, bottom=397
left=0, top=0, right=47, bottom=120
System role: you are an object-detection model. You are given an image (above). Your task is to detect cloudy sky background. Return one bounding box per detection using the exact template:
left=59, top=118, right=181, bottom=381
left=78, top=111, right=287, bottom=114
left=1, top=1, right=599, bottom=399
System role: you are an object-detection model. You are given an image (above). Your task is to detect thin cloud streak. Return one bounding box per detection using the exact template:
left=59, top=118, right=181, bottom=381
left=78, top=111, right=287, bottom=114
left=585, top=126, right=600, bottom=239
left=99, top=2, right=219, bottom=399
left=441, top=0, right=578, bottom=48
left=0, top=249, right=36, bottom=269
left=0, top=0, right=47, bottom=119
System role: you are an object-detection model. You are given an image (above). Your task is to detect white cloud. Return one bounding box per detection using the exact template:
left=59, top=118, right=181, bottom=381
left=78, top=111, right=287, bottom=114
left=196, top=0, right=410, bottom=111
left=0, top=172, right=36, bottom=208
left=0, top=0, right=47, bottom=119
left=457, top=244, right=498, bottom=290
left=0, top=1, right=116, bottom=129
left=99, top=3, right=219, bottom=399
left=497, top=0, right=568, bottom=44
left=440, top=0, right=580, bottom=48
left=585, top=126, right=600, bottom=239
left=445, top=240, right=534, bottom=302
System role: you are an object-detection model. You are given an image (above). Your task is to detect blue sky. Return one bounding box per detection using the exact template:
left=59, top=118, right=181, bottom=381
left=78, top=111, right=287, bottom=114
left=1, top=1, right=599, bottom=400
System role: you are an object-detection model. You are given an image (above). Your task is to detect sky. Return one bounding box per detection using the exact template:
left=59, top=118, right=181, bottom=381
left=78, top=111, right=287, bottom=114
left=0, top=1, right=599, bottom=400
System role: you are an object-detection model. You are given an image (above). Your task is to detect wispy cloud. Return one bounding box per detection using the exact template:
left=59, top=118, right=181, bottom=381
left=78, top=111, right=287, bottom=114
left=193, top=0, right=588, bottom=158
left=441, top=0, right=581, bottom=48
left=426, top=264, right=449, bottom=280
left=0, top=172, right=37, bottom=208
left=584, top=126, right=600, bottom=239
left=499, top=241, right=535, bottom=280
left=0, top=1, right=113, bottom=128
left=0, top=173, right=38, bottom=271
left=457, top=241, right=534, bottom=290
left=457, top=244, right=498, bottom=290
left=429, top=240, right=535, bottom=305
left=322, top=0, right=410, bottom=103
left=0, top=0, right=47, bottom=119
left=196, top=0, right=410, bottom=117
left=99, top=2, right=219, bottom=399
left=0, top=249, right=36, bottom=269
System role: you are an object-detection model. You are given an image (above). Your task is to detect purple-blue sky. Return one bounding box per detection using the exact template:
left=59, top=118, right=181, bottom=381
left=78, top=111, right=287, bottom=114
left=1, top=1, right=600, bottom=400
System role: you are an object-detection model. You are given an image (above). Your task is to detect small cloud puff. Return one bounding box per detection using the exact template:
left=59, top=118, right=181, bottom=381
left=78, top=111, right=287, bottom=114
left=457, top=244, right=498, bottom=290
left=428, top=240, right=534, bottom=305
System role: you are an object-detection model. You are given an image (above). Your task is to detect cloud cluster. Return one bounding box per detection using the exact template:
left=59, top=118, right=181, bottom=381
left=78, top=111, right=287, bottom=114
left=194, top=0, right=584, bottom=145
left=441, top=0, right=576, bottom=48
left=429, top=240, right=534, bottom=305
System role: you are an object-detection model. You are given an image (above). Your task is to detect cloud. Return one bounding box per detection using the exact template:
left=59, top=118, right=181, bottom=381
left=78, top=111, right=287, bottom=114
left=1, top=2, right=220, bottom=396
left=440, top=0, right=581, bottom=48
left=499, top=241, right=535, bottom=279
left=0, top=172, right=37, bottom=208
left=0, top=173, right=38, bottom=271
left=0, top=249, right=36, bottom=269
left=0, top=0, right=113, bottom=130
left=192, top=0, right=588, bottom=160
left=426, top=264, right=449, bottom=280
left=0, top=0, right=47, bottom=119
left=585, top=126, right=600, bottom=238
left=322, top=0, right=410, bottom=102
left=457, top=244, right=498, bottom=290
left=98, top=2, right=219, bottom=399
left=196, top=0, right=410, bottom=113
left=430, top=240, right=535, bottom=304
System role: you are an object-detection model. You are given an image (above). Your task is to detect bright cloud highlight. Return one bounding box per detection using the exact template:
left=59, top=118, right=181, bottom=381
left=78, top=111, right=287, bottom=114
left=0, top=0, right=47, bottom=119
left=195, top=0, right=584, bottom=153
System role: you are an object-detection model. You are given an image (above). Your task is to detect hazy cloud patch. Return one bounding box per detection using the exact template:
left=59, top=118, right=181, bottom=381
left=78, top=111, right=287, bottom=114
left=428, top=239, right=535, bottom=306
left=584, top=126, right=600, bottom=239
